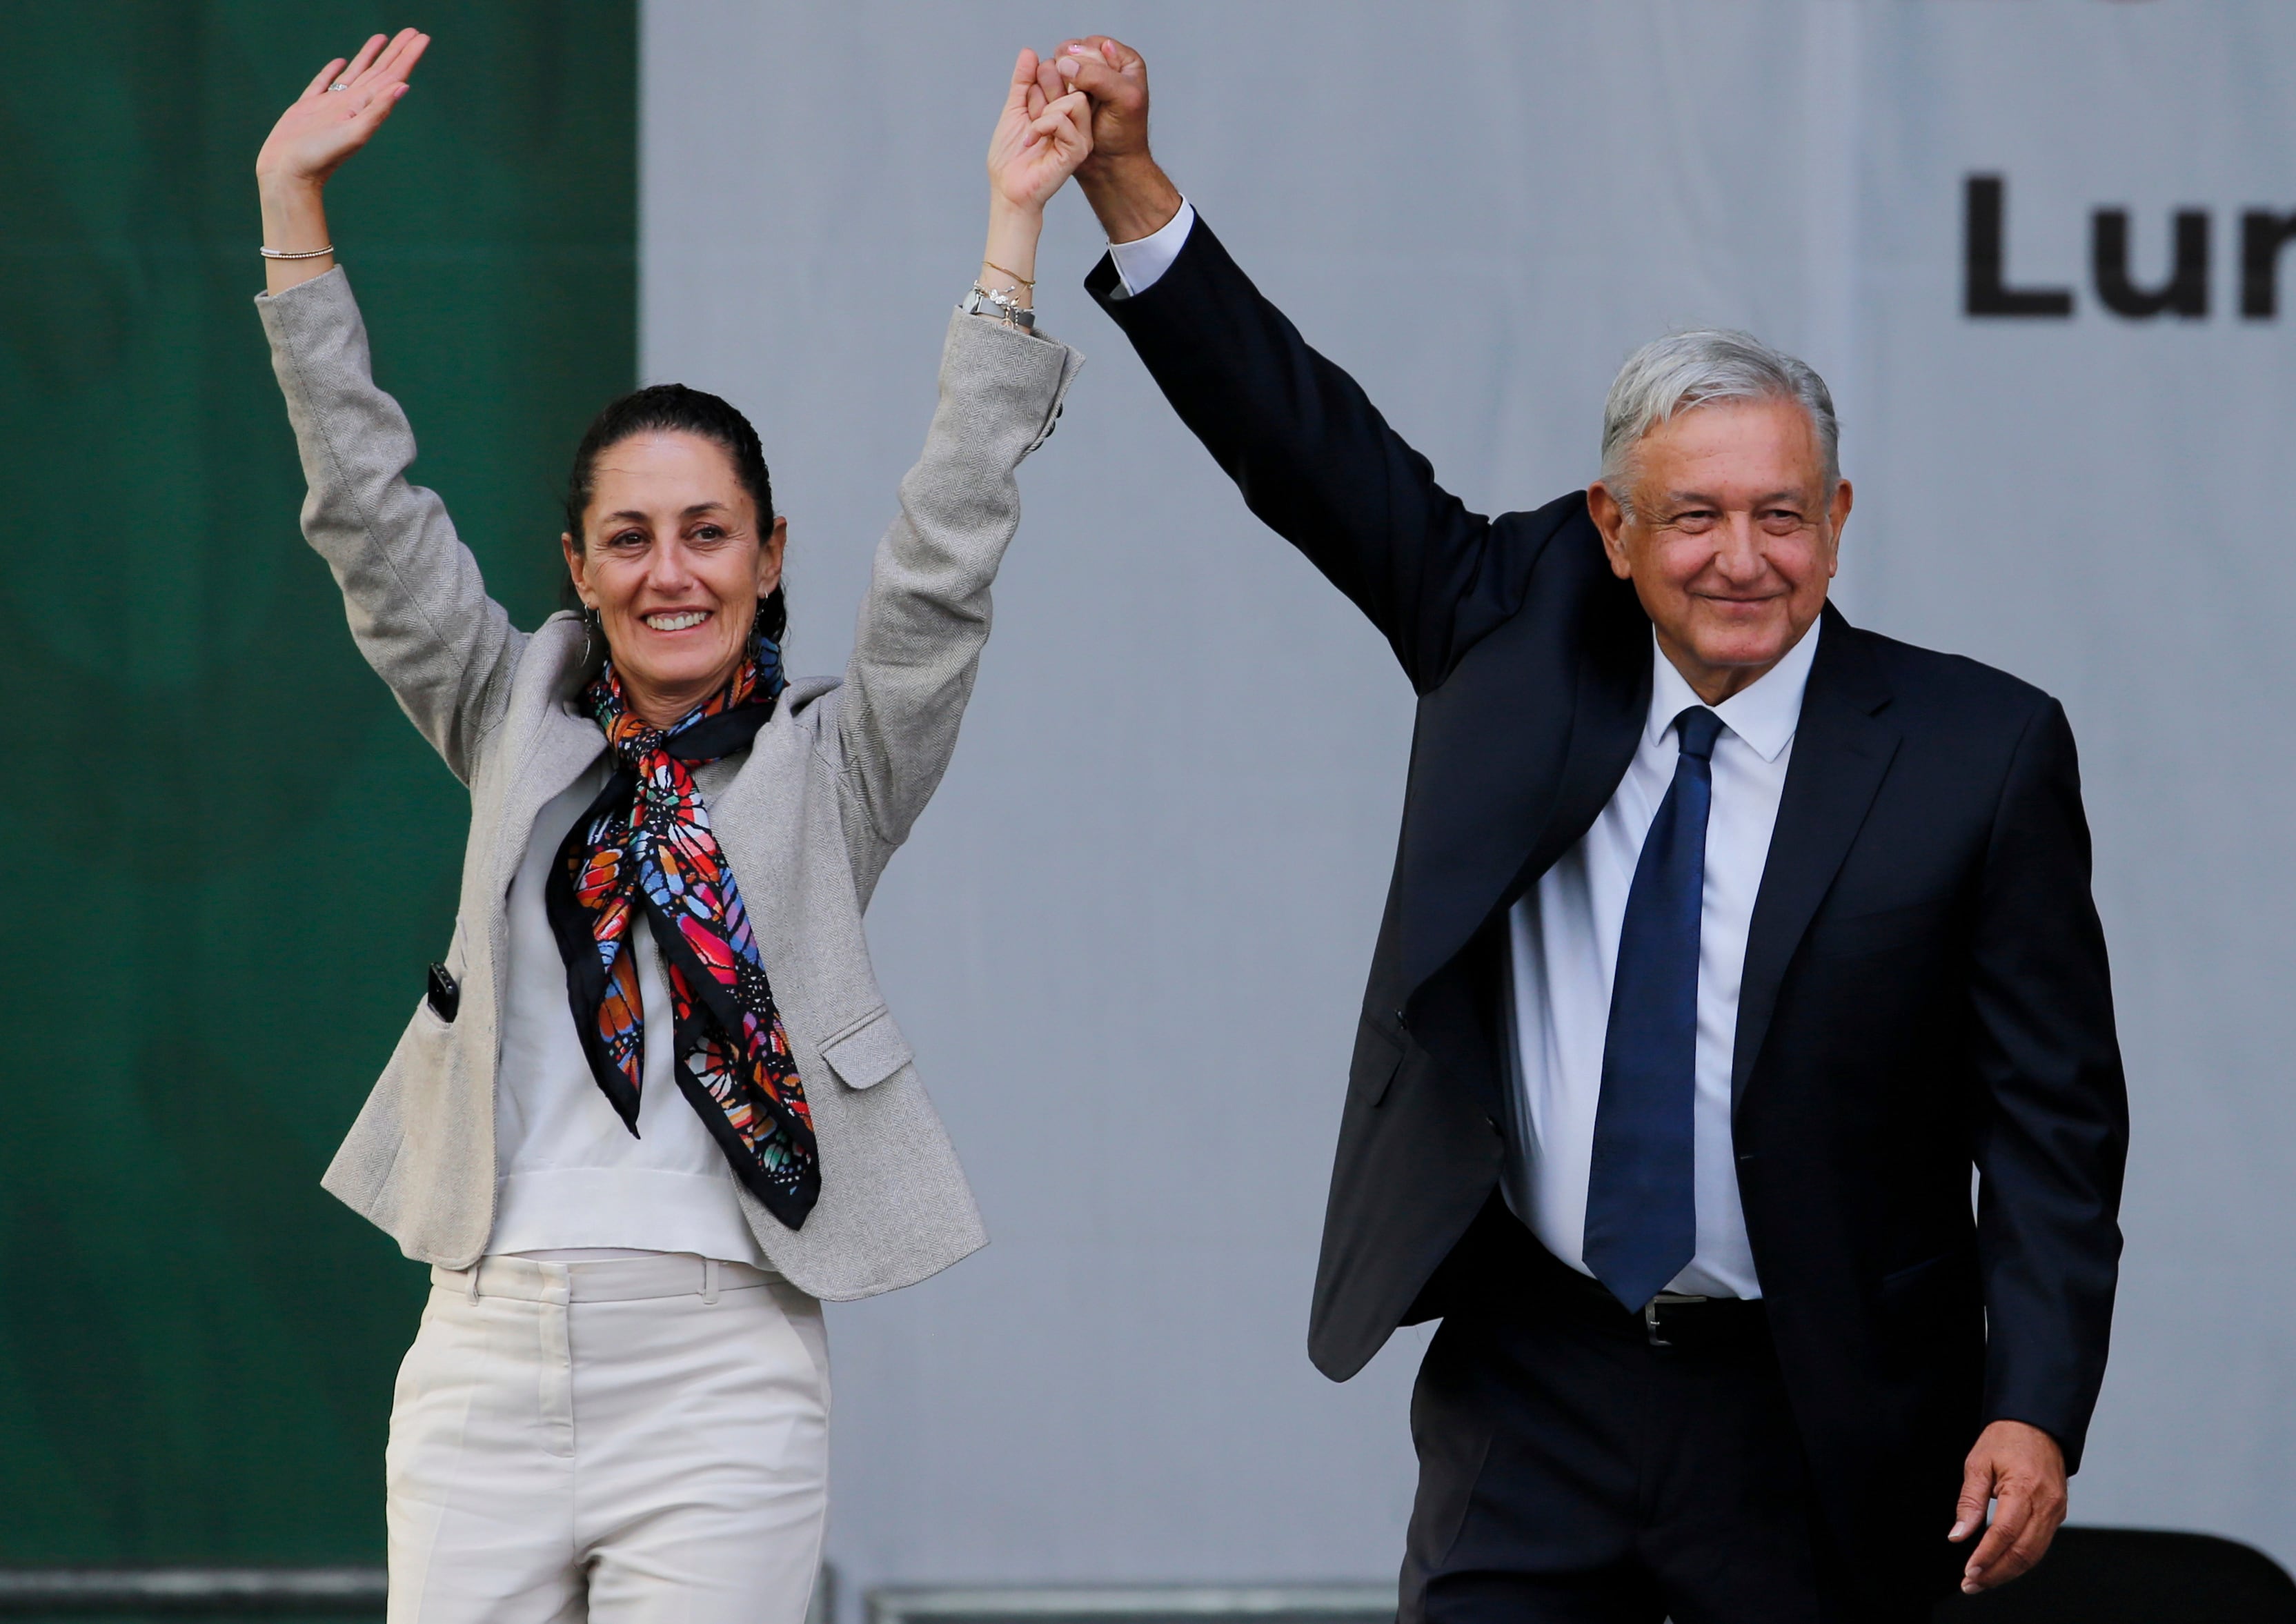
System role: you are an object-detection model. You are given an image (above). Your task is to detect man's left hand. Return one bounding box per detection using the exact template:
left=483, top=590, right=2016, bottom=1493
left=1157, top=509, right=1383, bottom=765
left=1950, top=1420, right=2068, bottom=1593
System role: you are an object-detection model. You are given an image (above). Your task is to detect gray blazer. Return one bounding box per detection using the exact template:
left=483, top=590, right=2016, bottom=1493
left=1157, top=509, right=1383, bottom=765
left=258, top=268, right=1080, bottom=1300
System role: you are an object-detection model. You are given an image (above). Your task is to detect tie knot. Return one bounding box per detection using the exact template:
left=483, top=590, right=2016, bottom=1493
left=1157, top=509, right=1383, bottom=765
left=1674, top=706, right=1723, bottom=762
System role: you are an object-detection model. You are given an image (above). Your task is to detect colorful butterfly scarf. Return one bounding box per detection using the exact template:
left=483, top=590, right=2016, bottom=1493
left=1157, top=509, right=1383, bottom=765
left=544, top=617, right=820, bottom=1229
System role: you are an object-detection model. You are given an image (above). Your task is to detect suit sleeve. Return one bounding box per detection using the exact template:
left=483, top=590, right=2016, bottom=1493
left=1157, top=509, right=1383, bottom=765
left=1968, top=698, right=2128, bottom=1472
left=1087, top=216, right=1522, bottom=693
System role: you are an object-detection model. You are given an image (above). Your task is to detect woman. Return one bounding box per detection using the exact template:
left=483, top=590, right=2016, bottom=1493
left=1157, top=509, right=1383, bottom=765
left=253, top=29, right=1087, bottom=1623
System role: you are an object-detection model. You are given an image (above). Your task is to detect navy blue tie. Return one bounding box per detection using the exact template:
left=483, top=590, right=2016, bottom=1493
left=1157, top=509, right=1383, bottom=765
left=1584, top=705, right=1724, bottom=1311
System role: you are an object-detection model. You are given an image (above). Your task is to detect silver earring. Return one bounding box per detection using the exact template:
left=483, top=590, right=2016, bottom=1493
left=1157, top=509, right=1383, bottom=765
left=581, top=606, right=601, bottom=668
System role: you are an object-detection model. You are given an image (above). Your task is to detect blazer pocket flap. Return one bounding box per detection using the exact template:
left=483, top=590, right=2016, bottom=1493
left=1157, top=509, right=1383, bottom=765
left=1876, top=1241, right=1979, bottom=1318
left=1819, top=898, right=1950, bottom=959
left=820, top=1007, right=913, bottom=1091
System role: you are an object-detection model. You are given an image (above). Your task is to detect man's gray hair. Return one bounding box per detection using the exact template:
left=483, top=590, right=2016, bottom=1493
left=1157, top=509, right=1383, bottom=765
left=1598, top=330, right=1839, bottom=514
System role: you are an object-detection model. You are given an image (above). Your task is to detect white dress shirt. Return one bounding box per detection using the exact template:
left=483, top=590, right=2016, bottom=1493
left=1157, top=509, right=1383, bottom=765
left=489, top=764, right=768, bottom=1265
left=1105, top=202, right=1817, bottom=1298
left=1504, top=624, right=1819, bottom=1298
left=1107, top=199, right=1200, bottom=295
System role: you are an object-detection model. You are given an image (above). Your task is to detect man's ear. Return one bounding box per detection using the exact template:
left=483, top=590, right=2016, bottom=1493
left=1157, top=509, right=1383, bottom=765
left=561, top=531, right=595, bottom=608
left=755, top=515, right=789, bottom=597
left=1825, top=479, right=1854, bottom=579
left=1586, top=482, right=1636, bottom=580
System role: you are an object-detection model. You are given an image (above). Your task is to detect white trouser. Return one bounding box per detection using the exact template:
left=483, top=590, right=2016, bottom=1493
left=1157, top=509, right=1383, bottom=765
left=386, top=1253, right=829, bottom=1624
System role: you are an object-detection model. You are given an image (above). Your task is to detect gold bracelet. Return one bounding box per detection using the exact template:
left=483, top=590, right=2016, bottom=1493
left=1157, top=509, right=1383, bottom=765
left=259, top=244, right=335, bottom=260
left=982, top=259, right=1035, bottom=288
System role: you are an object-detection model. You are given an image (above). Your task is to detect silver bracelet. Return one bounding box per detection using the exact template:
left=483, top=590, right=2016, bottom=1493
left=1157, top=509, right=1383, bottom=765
left=259, top=244, right=335, bottom=260
left=962, top=281, right=1036, bottom=333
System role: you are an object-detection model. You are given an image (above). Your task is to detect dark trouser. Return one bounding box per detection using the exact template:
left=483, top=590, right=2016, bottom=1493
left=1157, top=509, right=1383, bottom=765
left=1399, top=1228, right=1848, bottom=1624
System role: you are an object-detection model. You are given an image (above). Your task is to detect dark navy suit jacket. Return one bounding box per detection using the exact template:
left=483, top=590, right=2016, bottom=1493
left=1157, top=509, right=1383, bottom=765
left=1088, top=217, right=2127, bottom=1590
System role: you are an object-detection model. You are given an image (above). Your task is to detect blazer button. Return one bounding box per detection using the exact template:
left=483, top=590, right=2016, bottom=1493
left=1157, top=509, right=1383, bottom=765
left=1393, top=1008, right=1409, bottom=1030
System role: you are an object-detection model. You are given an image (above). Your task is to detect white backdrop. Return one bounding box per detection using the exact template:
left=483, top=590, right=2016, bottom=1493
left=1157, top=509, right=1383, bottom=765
left=641, top=0, right=2296, bottom=1598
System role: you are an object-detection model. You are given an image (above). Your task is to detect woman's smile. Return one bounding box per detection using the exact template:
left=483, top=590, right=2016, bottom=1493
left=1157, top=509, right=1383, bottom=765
left=562, top=430, right=790, bottom=726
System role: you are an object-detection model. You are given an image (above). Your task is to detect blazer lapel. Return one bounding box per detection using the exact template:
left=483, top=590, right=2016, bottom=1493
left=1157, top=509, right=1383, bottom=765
left=703, top=676, right=838, bottom=893
left=1730, top=605, right=1899, bottom=1110
left=1509, top=628, right=1650, bottom=925
left=489, top=622, right=608, bottom=903
left=1399, top=558, right=1649, bottom=999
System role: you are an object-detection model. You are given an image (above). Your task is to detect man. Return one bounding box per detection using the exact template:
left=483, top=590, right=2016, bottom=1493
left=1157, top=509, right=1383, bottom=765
left=1040, top=37, right=2128, bottom=1623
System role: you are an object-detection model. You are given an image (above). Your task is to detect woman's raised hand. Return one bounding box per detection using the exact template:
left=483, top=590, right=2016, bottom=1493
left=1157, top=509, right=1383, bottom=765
left=256, top=30, right=430, bottom=190
left=987, top=49, right=1092, bottom=217
left=976, top=49, right=1091, bottom=313
left=255, top=29, right=428, bottom=295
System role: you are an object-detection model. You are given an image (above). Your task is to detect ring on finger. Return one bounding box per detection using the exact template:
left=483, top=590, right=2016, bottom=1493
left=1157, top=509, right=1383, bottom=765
left=329, top=81, right=351, bottom=91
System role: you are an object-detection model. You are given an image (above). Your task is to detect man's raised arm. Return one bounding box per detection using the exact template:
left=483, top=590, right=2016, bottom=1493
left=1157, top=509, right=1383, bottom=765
left=1049, top=37, right=1548, bottom=693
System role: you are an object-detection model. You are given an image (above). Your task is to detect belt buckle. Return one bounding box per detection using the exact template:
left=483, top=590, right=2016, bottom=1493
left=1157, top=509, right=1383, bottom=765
left=1643, top=1292, right=1708, bottom=1347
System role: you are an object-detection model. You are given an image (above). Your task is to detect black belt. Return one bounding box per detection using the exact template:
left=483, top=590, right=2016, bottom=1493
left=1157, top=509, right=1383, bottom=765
left=1561, top=1277, right=1772, bottom=1350
left=1541, top=1262, right=1770, bottom=1349
left=1429, top=1198, right=1771, bottom=1351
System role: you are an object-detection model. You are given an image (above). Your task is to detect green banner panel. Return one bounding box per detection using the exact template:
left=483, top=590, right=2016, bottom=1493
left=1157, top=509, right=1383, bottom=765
left=0, top=1, right=635, bottom=1563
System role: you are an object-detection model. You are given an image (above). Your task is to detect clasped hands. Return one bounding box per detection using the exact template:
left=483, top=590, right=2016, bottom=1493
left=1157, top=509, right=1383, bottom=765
left=1016, top=39, right=1180, bottom=245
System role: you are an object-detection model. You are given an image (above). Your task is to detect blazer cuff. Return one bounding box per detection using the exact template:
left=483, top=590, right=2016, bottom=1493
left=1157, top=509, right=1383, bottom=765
left=1105, top=199, right=1197, bottom=295
left=254, top=262, right=357, bottom=337
left=1086, top=206, right=1224, bottom=323
left=938, top=306, right=1084, bottom=459
left=1979, top=1396, right=2091, bottom=1476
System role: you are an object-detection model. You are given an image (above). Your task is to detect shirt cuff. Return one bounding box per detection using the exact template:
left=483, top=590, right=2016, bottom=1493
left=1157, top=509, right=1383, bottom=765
left=1107, top=199, right=1196, bottom=297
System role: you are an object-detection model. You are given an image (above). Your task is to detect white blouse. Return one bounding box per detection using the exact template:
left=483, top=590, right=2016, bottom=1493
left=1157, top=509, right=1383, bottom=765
left=488, top=761, right=767, bottom=1265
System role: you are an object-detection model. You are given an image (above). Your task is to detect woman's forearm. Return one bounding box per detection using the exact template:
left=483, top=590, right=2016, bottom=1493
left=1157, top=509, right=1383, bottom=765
left=259, top=176, right=336, bottom=295
left=253, top=30, right=427, bottom=296
left=979, top=198, right=1046, bottom=311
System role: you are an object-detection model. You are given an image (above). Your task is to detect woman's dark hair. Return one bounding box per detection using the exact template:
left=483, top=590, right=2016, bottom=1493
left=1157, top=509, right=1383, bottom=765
left=562, top=382, right=786, bottom=643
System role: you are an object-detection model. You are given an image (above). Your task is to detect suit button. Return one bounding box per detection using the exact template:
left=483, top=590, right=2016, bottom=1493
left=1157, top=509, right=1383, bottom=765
left=1394, top=1008, right=1409, bottom=1030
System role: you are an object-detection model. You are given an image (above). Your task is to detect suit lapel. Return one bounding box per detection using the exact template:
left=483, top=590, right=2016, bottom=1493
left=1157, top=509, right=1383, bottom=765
left=1516, top=628, right=1649, bottom=923
left=1730, top=605, right=1899, bottom=1110
left=1399, top=544, right=1649, bottom=999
